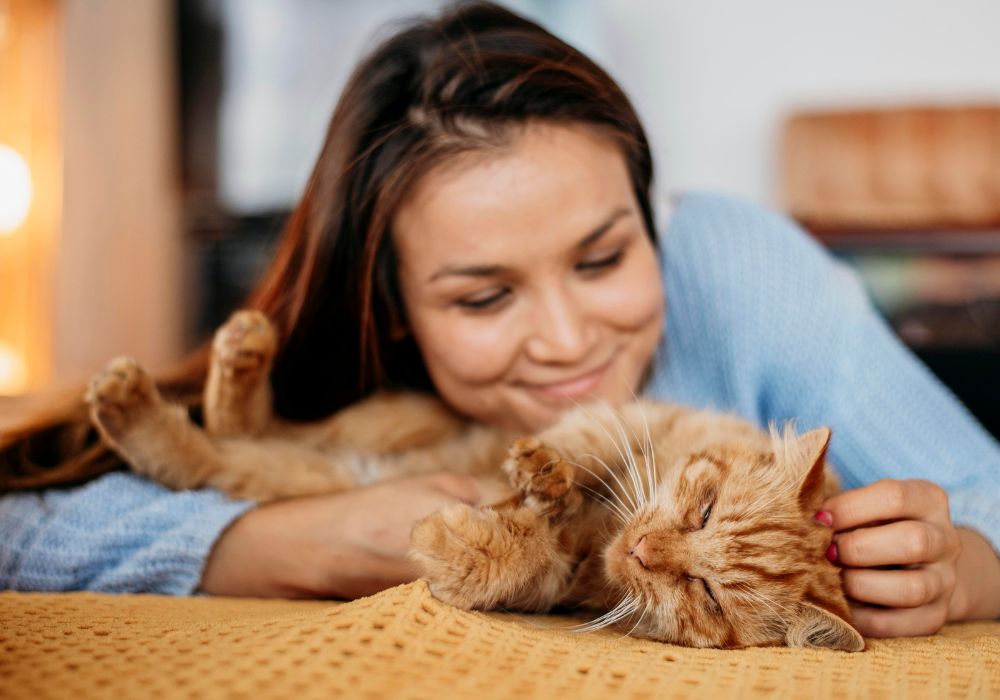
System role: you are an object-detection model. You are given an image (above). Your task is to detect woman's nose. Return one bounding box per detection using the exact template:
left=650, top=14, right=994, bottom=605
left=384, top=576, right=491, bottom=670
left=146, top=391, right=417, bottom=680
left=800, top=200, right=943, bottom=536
left=523, top=287, right=594, bottom=364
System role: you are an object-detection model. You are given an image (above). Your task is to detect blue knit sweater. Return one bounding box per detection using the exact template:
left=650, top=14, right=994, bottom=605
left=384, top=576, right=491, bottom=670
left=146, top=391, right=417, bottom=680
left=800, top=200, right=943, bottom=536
left=2, top=191, right=997, bottom=594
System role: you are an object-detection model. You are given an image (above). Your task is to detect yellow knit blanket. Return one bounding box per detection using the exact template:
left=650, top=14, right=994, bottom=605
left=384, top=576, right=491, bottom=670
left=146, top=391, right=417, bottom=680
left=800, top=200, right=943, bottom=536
left=1, top=581, right=997, bottom=699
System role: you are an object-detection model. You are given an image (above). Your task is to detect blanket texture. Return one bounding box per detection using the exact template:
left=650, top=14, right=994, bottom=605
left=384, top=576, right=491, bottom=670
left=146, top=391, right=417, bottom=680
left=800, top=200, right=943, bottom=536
left=1, top=581, right=998, bottom=699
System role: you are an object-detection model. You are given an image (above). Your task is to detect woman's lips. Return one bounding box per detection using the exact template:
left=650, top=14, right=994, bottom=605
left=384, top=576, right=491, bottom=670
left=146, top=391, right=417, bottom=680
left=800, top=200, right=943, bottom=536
left=521, top=359, right=613, bottom=400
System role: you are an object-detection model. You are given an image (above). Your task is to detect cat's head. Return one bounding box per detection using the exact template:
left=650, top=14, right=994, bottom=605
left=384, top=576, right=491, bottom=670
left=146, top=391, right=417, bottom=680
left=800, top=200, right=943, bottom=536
left=603, top=426, right=864, bottom=651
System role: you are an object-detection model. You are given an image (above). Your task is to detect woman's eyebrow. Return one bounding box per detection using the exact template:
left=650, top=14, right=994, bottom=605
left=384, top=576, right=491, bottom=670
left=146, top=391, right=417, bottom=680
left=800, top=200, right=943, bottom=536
left=428, top=263, right=505, bottom=282
left=427, top=207, right=633, bottom=283
left=576, top=207, right=632, bottom=249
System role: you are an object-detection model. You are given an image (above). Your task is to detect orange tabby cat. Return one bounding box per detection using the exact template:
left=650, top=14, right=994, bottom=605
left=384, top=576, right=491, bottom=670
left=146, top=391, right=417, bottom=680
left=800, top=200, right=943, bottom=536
left=86, top=310, right=863, bottom=652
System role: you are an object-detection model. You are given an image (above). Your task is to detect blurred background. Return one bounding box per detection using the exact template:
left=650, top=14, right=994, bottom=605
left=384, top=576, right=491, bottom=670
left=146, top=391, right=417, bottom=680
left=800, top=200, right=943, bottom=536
left=0, top=0, right=998, bottom=437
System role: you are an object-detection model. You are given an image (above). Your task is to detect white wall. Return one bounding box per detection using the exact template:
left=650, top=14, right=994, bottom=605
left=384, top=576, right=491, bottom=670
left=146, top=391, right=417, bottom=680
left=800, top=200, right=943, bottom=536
left=218, top=0, right=1000, bottom=212
left=600, top=0, right=1000, bottom=205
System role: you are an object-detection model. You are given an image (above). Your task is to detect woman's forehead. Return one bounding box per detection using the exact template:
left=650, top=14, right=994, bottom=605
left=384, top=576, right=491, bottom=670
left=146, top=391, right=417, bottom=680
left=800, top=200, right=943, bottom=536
left=392, top=123, right=636, bottom=272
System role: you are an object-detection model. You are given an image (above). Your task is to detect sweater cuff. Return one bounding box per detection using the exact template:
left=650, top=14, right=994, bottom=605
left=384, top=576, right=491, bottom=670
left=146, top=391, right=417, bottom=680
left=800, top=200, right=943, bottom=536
left=949, top=487, right=1000, bottom=557
left=148, top=496, right=258, bottom=595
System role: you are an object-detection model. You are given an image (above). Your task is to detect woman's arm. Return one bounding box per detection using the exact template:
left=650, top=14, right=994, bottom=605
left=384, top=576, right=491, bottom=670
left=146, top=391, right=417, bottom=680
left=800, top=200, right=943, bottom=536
left=1, top=469, right=480, bottom=596
left=0, top=472, right=255, bottom=593
left=199, top=472, right=481, bottom=598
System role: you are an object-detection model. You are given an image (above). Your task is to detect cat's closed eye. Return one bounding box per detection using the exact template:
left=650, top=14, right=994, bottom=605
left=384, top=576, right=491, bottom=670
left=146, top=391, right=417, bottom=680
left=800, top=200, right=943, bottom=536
left=689, top=576, right=722, bottom=615
left=700, top=500, right=714, bottom=528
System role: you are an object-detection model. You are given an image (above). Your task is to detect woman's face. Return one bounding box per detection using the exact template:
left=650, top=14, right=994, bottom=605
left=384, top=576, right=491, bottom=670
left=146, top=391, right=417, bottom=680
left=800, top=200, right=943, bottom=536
left=393, top=122, right=664, bottom=432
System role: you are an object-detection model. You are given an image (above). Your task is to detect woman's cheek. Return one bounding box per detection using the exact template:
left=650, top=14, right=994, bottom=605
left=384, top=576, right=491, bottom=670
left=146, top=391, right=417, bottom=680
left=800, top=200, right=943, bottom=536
left=418, top=311, right=522, bottom=385
left=593, top=256, right=664, bottom=331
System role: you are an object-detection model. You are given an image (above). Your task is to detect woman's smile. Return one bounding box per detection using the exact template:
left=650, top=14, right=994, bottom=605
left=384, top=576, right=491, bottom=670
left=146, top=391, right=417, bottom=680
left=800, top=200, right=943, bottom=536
left=515, top=355, right=616, bottom=402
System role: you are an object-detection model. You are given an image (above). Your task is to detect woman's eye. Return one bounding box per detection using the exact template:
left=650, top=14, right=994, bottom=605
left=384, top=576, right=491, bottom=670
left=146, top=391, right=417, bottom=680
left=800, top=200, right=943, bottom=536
left=576, top=249, right=624, bottom=272
left=700, top=500, right=714, bottom=528
left=456, top=288, right=509, bottom=310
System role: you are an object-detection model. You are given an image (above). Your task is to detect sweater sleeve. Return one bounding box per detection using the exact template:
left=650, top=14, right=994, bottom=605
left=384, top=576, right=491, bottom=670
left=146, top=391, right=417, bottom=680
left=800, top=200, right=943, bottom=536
left=654, top=192, right=1000, bottom=553
left=0, top=471, right=256, bottom=594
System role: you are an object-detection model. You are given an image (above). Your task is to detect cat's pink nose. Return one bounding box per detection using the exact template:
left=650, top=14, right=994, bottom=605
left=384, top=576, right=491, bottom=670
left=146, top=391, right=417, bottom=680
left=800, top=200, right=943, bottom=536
left=629, top=535, right=650, bottom=568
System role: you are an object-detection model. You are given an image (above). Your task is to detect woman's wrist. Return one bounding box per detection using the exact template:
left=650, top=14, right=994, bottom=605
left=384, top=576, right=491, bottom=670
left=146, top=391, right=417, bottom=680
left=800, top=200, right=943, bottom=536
left=949, top=527, right=1000, bottom=622
left=199, top=502, right=295, bottom=597
left=198, top=498, right=338, bottom=597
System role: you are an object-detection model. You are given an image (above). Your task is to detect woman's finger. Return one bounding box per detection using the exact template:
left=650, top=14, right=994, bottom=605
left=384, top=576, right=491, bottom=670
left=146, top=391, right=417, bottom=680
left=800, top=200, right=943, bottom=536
left=834, top=519, right=950, bottom=567
left=849, top=602, right=949, bottom=638
left=823, top=479, right=950, bottom=530
left=842, top=566, right=944, bottom=608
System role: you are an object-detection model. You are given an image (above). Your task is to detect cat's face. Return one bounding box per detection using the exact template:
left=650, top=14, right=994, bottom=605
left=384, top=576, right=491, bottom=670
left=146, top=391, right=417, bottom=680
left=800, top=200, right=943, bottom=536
left=603, top=427, right=864, bottom=651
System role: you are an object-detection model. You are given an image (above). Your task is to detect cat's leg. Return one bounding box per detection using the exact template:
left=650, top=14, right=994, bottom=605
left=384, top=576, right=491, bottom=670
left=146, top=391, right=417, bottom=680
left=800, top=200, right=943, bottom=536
left=501, top=437, right=583, bottom=521
left=203, top=309, right=277, bottom=437
left=88, top=356, right=369, bottom=501
left=534, top=400, right=677, bottom=507
left=87, top=356, right=234, bottom=490
left=409, top=438, right=581, bottom=612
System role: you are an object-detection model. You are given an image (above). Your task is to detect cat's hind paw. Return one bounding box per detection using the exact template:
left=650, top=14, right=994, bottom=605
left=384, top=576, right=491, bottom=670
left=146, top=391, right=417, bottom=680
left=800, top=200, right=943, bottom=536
left=212, top=310, right=278, bottom=376
left=502, top=437, right=581, bottom=521
left=85, top=356, right=161, bottom=439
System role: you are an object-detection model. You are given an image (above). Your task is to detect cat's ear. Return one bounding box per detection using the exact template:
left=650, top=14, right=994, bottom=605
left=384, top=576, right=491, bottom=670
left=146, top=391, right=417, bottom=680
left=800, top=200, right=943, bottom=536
left=795, top=427, right=831, bottom=513
left=785, top=602, right=865, bottom=652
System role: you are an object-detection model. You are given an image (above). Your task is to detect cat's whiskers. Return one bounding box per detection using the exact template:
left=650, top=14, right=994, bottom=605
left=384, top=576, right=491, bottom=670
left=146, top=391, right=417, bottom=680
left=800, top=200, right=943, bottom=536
left=606, top=408, right=647, bottom=509
left=563, top=396, right=644, bottom=512
left=612, top=402, right=659, bottom=508
left=621, top=597, right=652, bottom=638
left=569, top=595, right=640, bottom=633
left=570, top=480, right=629, bottom=524
left=611, top=363, right=660, bottom=504
left=574, top=595, right=635, bottom=630
left=566, top=457, right=637, bottom=521
left=574, top=482, right=630, bottom=525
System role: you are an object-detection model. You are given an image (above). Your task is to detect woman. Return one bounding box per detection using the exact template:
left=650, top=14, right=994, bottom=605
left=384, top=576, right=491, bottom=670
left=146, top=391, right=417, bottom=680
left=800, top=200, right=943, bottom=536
left=1, top=2, right=997, bottom=637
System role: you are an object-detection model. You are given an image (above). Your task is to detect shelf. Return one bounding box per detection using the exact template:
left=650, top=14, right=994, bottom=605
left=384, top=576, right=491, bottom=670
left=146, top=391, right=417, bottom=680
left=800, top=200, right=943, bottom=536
left=813, top=229, right=1000, bottom=255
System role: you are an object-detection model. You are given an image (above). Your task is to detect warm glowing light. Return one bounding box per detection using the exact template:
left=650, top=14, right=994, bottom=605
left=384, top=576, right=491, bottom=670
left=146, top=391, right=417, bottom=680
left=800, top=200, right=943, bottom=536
left=0, top=340, right=29, bottom=395
left=0, top=143, right=32, bottom=233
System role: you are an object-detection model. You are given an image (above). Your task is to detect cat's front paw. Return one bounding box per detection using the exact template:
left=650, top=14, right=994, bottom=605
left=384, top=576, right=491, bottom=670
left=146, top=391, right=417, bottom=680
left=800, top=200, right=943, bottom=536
left=212, top=310, right=278, bottom=375
left=85, top=356, right=160, bottom=439
left=410, top=504, right=497, bottom=609
left=502, top=437, right=581, bottom=520
left=411, top=503, right=551, bottom=610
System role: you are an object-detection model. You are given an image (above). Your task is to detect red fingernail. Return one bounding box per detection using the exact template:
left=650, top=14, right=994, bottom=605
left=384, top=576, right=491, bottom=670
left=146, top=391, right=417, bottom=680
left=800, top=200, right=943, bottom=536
left=825, top=542, right=838, bottom=562
left=814, top=510, right=833, bottom=527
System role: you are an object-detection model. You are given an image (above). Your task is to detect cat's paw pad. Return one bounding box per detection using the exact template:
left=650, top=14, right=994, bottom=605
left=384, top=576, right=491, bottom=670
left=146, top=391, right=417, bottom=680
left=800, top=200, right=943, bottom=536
left=85, top=356, right=159, bottom=436
left=502, top=437, right=580, bottom=519
left=410, top=504, right=501, bottom=609
left=212, top=310, right=278, bottom=373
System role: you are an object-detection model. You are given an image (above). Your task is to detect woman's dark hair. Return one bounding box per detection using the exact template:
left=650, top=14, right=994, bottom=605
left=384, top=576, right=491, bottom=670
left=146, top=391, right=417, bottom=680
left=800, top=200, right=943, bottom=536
left=0, top=0, right=655, bottom=491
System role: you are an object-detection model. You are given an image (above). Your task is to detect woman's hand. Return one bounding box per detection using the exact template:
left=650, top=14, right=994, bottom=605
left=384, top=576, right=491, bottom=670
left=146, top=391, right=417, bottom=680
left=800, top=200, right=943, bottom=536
left=199, top=472, right=481, bottom=599
left=822, top=479, right=1000, bottom=637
